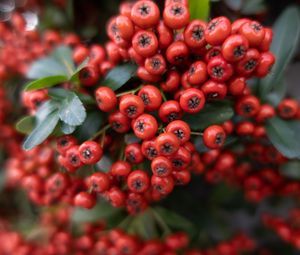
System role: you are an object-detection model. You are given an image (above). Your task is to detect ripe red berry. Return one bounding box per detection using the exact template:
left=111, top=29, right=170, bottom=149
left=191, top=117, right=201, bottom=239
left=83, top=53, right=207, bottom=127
left=151, top=176, right=174, bottom=195
left=144, top=54, right=167, bottom=75
left=132, top=30, right=158, bottom=58
left=203, top=125, right=226, bottom=149
left=95, top=87, right=117, bottom=112
left=239, top=21, right=265, bottom=47
left=65, top=145, right=83, bottom=169
left=236, top=95, right=261, bottom=117
left=79, top=141, right=103, bottom=165
left=166, top=120, right=191, bottom=144
left=179, top=88, right=206, bottom=113
left=163, top=3, right=190, bottom=29
left=205, top=16, right=231, bottom=46
left=187, top=61, right=207, bottom=85
left=130, top=0, right=160, bottom=29
left=184, top=20, right=207, bottom=49
left=201, top=80, right=227, bottom=100
left=138, top=85, right=162, bottom=111
left=106, top=187, right=126, bottom=208
left=260, top=27, right=273, bottom=52
left=155, top=132, right=180, bottom=156
left=221, top=34, right=249, bottom=62
left=74, top=192, right=96, bottom=209
left=207, top=56, right=233, bottom=82
left=236, top=48, right=260, bottom=76
left=166, top=41, right=189, bottom=65
left=119, top=94, right=145, bottom=119
left=56, top=135, right=77, bottom=155
left=132, top=113, right=158, bottom=140
left=159, top=100, right=182, bottom=123
left=79, top=65, right=99, bottom=86
left=160, top=70, right=181, bottom=92
left=110, top=160, right=132, bottom=179
left=278, top=99, right=299, bottom=119
left=170, top=146, right=192, bottom=170
left=151, top=156, right=173, bottom=177
left=115, top=15, right=134, bottom=41
left=156, top=21, right=174, bottom=49
left=109, top=111, right=131, bottom=133
left=127, top=170, right=150, bottom=193
left=255, top=52, right=275, bottom=77
left=228, top=77, right=246, bottom=96
left=141, top=139, right=158, bottom=160
left=125, top=143, right=144, bottom=164
left=86, top=172, right=110, bottom=193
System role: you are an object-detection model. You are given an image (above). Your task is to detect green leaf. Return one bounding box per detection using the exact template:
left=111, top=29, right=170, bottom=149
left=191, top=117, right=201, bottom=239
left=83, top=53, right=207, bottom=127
left=280, top=161, right=300, bottom=180
left=101, top=63, right=137, bottom=91
left=72, top=200, right=123, bottom=225
left=71, top=57, right=89, bottom=82
left=182, top=101, right=234, bottom=130
left=58, top=92, right=86, bottom=126
left=27, top=45, right=75, bottom=80
left=189, top=0, right=210, bottom=21
left=74, top=111, right=105, bottom=142
left=61, top=122, right=76, bottom=134
left=266, top=117, right=300, bottom=159
left=48, top=88, right=95, bottom=105
left=35, top=100, right=59, bottom=124
left=154, top=207, right=196, bottom=236
left=23, top=110, right=60, bottom=151
left=24, top=75, right=68, bottom=91
left=241, top=0, right=267, bottom=15
left=259, top=6, right=300, bottom=100
left=16, top=116, right=35, bottom=135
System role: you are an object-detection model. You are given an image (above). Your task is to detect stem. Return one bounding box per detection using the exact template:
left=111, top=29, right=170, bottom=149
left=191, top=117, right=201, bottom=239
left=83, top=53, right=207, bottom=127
left=116, top=85, right=143, bottom=97
left=191, top=131, right=203, bottom=136
left=150, top=208, right=171, bottom=236
left=160, top=89, right=167, bottom=102
left=90, top=124, right=110, bottom=140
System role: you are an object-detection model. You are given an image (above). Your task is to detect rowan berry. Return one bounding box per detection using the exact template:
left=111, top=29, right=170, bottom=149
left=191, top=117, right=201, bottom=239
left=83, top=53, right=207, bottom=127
left=138, top=85, right=162, bottom=111
left=132, top=113, right=158, bottom=140
left=201, top=80, right=227, bottom=100
left=207, top=56, right=233, bottom=82
left=141, top=139, right=158, bottom=160
left=166, top=41, right=189, bottom=65
left=236, top=95, right=260, bottom=117
left=115, top=15, right=134, bottom=41
left=144, top=54, right=166, bottom=75
left=203, top=125, right=226, bottom=149
left=160, top=70, right=181, bottom=92
left=156, top=21, right=174, bottom=49
left=110, top=160, right=132, bottom=179
left=95, top=87, right=117, bottom=112
left=221, top=34, right=249, bottom=62
left=187, top=61, right=207, bottom=85
left=179, top=88, right=206, bottom=113
left=86, top=172, right=110, bottom=193
left=89, top=44, right=106, bottom=65
left=239, top=21, right=265, bottom=47
left=260, top=28, right=273, bottom=52
left=106, top=187, right=126, bottom=207
left=73, top=45, right=89, bottom=64
left=184, top=20, right=207, bottom=49
left=125, top=143, right=144, bottom=164
left=137, top=66, right=161, bottom=83
left=79, top=141, right=103, bottom=165
left=163, top=3, right=190, bottom=29
left=173, top=170, right=191, bottom=185
left=278, top=99, right=299, bottom=119
left=155, top=132, right=180, bottom=156
left=255, top=52, right=275, bottom=77
left=151, top=156, right=173, bottom=178
left=256, top=104, right=275, bottom=123
left=130, top=0, right=160, bottom=29
left=166, top=120, right=191, bottom=144
left=119, top=94, right=144, bottom=119
left=170, top=146, right=192, bottom=170
left=79, top=65, right=100, bottom=86
left=109, top=111, right=131, bottom=133
left=74, top=192, right=96, bottom=209
left=205, top=46, right=222, bottom=62
left=151, top=176, right=174, bottom=195
left=228, top=77, right=246, bottom=96
left=132, top=30, right=158, bottom=58
left=56, top=135, right=77, bottom=156
left=236, top=121, right=255, bottom=136
left=127, top=170, right=150, bottom=193
left=205, top=16, right=231, bottom=46
left=65, top=146, right=83, bottom=169
left=231, top=18, right=250, bottom=34
left=158, top=100, right=182, bottom=123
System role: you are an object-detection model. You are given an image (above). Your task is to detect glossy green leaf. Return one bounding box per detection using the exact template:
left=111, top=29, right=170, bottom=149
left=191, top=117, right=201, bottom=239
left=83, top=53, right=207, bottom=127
left=74, top=111, right=105, bottom=142
left=182, top=101, right=234, bottom=130
left=16, top=116, right=35, bottom=135
left=48, top=88, right=95, bottom=105
left=27, top=45, right=75, bottom=80
left=23, top=110, right=60, bottom=151
left=24, top=75, right=68, bottom=91
left=189, top=0, right=210, bottom=21
left=259, top=6, right=300, bottom=100
left=72, top=200, right=123, bottom=224
left=58, top=92, right=86, bottom=126
left=266, top=117, right=300, bottom=159
left=154, top=207, right=196, bottom=236
left=35, top=100, right=59, bottom=124
left=101, top=63, right=137, bottom=91
left=280, top=161, right=300, bottom=180
left=61, top=122, right=76, bottom=134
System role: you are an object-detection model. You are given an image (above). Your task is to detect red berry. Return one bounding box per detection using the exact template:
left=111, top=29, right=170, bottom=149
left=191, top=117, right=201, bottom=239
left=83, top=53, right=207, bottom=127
left=127, top=170, right=150, bottom=193
left=138, top=85, right=162, bottom=111
left=87, top=172, right=110, bottom=193
left=74, top=192, right=96, bottom=209
left=203, top=125, right=226, bottom=149
left=119, top=94, right=145, bottom=119
left=95, top=87, right=117, bottom=112
left=184, top=20, right=207, bottom=49
left=205, top=16, right=231, bottom=46
left=179, top=88, right=206, bottom=113
left=166, top=120, right=191, bottom=144
left=79, top=141, right=103, bottom=165
left=155, top=132, right=180, bottom=156
left=151, top=156, right=173, bottom=177
left=132, top=113, right=158, bottom=140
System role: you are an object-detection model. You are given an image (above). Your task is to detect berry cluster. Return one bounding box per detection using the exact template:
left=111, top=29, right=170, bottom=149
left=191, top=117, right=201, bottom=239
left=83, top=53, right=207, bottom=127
left=0, top=206, right=255, bottom=255
left=263, top=209, right=300, bottom=250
